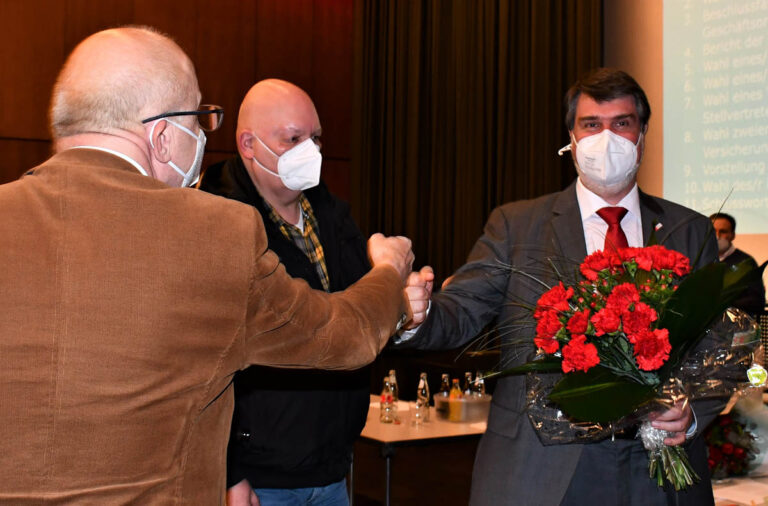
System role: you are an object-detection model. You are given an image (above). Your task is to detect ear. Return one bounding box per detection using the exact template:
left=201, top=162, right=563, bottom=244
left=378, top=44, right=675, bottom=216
left=238, top=130, right=255, bottom=159
left=642, top=124, right=649, bottom=135
left=148, top=120, right=173, bottom=163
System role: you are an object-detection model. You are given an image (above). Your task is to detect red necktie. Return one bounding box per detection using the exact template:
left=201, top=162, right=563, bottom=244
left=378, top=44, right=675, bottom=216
left=596, top=207, right=628, bottom=252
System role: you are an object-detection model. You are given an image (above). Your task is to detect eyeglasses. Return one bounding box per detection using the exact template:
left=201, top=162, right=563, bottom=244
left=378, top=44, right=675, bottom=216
left=141, top=104, right=224, bottom=132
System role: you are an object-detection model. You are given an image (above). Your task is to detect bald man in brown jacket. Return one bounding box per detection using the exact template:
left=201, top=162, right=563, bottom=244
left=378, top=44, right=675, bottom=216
left=0, top=26, right=418, bottom=504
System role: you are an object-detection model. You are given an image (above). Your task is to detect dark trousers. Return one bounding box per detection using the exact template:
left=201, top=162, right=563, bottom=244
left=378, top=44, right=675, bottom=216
left=560, top=437, right=714, bottom=506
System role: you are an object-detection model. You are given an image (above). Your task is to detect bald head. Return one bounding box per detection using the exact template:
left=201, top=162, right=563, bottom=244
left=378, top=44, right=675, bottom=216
left=237, top=79, right=320, bottom=145
left=50, top=26, right=200, bottom=140
left=234, top=79, right=322, bottom=209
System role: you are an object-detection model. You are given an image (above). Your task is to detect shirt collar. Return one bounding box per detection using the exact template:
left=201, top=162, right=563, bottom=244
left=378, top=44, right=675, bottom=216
left=719, top=243, right=736, bottom=262
left=69, top=146, right=149, bottom=176
left=576, top=178, right=641, bottom=222
left=263, top=193, right=309, bottom=230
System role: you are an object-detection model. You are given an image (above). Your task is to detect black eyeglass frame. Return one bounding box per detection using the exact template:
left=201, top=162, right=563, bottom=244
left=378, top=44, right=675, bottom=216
left=141, top=104, right=224, bottom=131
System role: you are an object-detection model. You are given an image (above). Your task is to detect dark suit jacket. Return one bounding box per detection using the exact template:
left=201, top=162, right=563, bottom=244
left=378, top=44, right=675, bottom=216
left=409, top=181, right=720, bottom=505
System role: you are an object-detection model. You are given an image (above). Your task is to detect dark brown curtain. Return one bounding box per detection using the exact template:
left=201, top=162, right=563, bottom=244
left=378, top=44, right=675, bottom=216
left=352, top=0, right=602, bottom=283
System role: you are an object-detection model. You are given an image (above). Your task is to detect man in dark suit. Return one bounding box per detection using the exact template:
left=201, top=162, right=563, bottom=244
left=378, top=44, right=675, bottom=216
left=403, top=68, right=721, bottom=505
left=710, top=212, right=765, bottom=318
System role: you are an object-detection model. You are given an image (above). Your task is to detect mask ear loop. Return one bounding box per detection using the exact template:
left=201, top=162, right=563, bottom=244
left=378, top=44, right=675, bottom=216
left=558, top=132, right=576, bottom=156
left=254, top=134, right=280, bottom=159
left=252, top=134, right=283, bottom=179
left=147, top=119, right=200, bottom=185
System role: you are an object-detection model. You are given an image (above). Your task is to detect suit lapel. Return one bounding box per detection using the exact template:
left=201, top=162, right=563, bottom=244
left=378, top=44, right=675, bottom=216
left=551, top=182, right=588, bottom=264
left=638, top=189, right=665, bottom=245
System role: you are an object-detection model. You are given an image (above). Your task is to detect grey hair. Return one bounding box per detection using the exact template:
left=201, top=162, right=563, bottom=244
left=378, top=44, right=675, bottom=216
left=50, top=26, right=196, bottom=139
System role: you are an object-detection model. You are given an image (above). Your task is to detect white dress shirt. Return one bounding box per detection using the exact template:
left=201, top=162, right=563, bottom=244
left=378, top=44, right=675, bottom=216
left=575, top=178, right=643, bottom=254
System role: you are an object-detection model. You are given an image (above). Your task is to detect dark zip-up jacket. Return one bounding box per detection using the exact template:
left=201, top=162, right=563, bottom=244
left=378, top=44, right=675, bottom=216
left=200, top=156, right=371, bottom=489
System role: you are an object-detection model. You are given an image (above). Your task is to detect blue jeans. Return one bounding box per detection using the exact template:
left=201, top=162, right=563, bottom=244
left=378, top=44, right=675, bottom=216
left=254, top=478, right=349, bottom=506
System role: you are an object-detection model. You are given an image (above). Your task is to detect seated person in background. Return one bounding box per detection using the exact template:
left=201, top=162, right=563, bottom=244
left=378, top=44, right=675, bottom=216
left=0, top=26, right=414, bottom=504
left=200, top=79, right=372, bottom=506
left=710, top=212, right=765, bottom=318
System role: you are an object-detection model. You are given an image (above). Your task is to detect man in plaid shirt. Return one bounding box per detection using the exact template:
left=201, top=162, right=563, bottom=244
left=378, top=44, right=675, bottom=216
left=200, top=79, right=372, bottom=506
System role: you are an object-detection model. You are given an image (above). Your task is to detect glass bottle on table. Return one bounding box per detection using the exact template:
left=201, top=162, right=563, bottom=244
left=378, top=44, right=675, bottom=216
left=388, top=369, right=399, bottom=403
left=379, top=377, right=395, bottom=423
left=415, top=372, right=430, bottom=423
left=388, top=369, right=400, bottom=422
left=473, top=371, right=486, bottom=397
left=449, top=378, right=463, bottom=399
left=438, top=373, right=451, bottom=397
left=462, top=371, right=473, bottom=396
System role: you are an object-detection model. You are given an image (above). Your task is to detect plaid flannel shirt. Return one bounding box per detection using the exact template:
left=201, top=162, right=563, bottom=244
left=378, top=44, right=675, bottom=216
left=265, top=194, right=330, bottom=292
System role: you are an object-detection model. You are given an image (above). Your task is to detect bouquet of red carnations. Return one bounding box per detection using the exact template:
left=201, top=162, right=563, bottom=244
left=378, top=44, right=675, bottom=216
left=705, top=413, right=757, bottom=479
left=493, top=243, right=764, bottom=490
left=534, top=245, right=689, bottom=379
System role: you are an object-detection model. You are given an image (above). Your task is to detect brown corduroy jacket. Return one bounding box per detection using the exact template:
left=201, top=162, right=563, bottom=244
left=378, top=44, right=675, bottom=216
left=0, top=149, right=407, bottom=504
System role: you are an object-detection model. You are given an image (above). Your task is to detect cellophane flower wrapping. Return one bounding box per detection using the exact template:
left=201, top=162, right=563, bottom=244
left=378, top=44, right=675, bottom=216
left=526, top=308, right=762, bottom=446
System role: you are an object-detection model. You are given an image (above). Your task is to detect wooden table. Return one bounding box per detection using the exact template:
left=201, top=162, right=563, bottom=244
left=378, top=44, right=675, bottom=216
left=353, top=395, right=487, bottom=506
left=712, top=475, right=768, bottom=505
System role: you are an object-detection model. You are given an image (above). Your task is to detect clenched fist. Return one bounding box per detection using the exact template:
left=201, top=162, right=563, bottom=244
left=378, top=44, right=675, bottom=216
left=404, top=266, right=434, bottom=329
left=368, top=233, right=415, bottom=283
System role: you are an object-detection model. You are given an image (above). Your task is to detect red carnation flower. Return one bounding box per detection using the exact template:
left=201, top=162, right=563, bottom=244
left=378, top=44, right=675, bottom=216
left=535, top=282, right=573, bottom=318
left=591, top=307, right=621, bottom=336
left=649, top=245, right=691, bottom=276
left=632, top=328, right=671, bottom=371
left=534, top=336, right=559, bottom=354
left=622, top=302, right=658, bottom=335
left=722, top=442, right=734, bottom=455
left=566, top=309, right=591, bottom=335
left=606, top=283, right=641, bottom=312
left=580, top=250, right=613, bottom=281
left=535, top=310, right=562, bottom=339
left=619, top=247, right=650, bottom=270
left=672, top=254, right=691, bottom=276
left=535, top=310, right=562, bottom=353
left=561, top=334, right=600, bottom=373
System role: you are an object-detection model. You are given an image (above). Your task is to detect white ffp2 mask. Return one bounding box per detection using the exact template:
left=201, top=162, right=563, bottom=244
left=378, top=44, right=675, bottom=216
left=252, top=136, right=322, bottom=191
left=558, top=129, right=642, bottom=196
